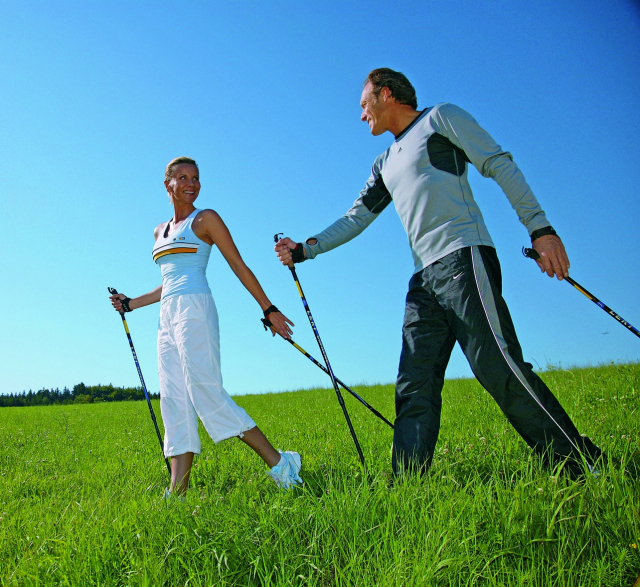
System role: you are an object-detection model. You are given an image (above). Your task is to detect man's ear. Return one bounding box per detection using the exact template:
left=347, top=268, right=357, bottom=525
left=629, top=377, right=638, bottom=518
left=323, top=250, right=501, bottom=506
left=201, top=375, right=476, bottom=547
left=381, top=87, right=392, bottom=102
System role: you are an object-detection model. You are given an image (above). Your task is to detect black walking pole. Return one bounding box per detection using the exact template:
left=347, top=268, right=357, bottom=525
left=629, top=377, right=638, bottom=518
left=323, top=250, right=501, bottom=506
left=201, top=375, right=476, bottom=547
left=108, top=287, right=172, bottom=478
left=522, top=248, right=640, bottom=339
left=261, top=323, right=394, bottom=430
left=274, top=235, right=367, bottom=467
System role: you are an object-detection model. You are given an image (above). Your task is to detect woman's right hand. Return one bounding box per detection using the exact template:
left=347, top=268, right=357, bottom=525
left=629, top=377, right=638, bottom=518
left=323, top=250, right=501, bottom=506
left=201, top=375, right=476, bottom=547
left=109, top=293, right=130, bottom=313
left=109, top=285, right=161, bottom=313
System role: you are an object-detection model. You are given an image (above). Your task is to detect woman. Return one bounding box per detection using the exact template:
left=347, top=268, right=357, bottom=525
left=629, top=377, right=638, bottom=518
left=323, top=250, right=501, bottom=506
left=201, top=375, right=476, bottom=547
left=110, top=156, right=302, bottom=496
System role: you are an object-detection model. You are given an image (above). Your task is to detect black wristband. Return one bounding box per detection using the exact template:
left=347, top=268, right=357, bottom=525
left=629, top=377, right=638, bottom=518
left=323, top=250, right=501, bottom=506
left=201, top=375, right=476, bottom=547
left=530, top=226, right=557, bottom=241
left=121, top=297, right=132, bottom=313
left=263, top=305, right=279, bottom=318
left=291, top=243, right=305, bottom=264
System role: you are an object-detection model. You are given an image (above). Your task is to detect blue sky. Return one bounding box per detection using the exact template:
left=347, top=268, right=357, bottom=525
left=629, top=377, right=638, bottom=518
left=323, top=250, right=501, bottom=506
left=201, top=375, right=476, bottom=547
left=2, top=0, right=639, bottom=398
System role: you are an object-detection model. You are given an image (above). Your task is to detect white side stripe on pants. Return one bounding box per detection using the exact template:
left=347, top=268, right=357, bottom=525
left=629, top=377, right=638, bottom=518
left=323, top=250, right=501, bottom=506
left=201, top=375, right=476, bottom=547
left=470, top=246, right=582, bottom=456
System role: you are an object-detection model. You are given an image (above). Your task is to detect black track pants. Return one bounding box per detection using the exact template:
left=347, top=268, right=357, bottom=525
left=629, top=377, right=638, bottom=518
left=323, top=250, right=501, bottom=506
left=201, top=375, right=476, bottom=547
left=392, top=245, right=601, bottom=476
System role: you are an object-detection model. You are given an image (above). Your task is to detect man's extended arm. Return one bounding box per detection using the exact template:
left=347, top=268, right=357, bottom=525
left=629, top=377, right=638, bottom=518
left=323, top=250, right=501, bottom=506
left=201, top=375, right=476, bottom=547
left=275, top=154, right=392, bottom=266
left=431, top=103, right=569, bottom=279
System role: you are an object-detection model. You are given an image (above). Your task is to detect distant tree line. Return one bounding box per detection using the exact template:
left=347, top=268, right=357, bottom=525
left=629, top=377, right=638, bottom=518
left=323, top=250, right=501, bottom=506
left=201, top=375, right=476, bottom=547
left=0, top=383, right=160, bottom=408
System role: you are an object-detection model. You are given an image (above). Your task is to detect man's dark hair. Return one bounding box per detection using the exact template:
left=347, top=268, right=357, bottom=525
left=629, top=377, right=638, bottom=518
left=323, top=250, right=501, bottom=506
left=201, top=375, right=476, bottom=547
left=365, top=68, right=417, bottom=110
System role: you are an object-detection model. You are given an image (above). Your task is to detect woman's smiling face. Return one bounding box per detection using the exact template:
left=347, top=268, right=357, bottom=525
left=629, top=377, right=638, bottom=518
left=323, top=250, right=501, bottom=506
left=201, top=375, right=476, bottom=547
left=165, top=164, right=200, bottom=204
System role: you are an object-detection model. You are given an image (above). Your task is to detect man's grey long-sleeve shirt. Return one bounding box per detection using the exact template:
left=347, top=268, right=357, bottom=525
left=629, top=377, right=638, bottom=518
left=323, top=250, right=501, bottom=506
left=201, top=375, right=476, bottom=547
left=303, top=103, right=550, bottom=274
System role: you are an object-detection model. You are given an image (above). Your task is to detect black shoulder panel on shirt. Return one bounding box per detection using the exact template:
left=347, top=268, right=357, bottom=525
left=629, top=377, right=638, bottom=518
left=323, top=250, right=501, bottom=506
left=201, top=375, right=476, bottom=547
left=427, top=133, right=471, bottom=176
left=362, top=175, right=392, bottom=213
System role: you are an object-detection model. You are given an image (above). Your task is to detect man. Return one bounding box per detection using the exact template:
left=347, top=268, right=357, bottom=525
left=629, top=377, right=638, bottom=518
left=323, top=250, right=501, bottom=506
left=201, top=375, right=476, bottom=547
left=275, top=68, right=601, bottom=478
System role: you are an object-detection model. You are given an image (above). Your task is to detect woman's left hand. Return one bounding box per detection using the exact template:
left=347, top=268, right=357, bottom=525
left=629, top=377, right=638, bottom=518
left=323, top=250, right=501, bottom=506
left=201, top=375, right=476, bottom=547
left=266, top=311, right=294, bottom=339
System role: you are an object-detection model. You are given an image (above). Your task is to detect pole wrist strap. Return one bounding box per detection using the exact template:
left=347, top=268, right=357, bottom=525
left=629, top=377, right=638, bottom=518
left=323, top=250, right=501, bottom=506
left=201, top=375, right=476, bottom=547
left=530, top=226, right=557, bottom=241
left=291, top=243, right=305, bottom=264
left=121, top=298, right=133, bottom=312
left=263, top=305, right=279, bottom=318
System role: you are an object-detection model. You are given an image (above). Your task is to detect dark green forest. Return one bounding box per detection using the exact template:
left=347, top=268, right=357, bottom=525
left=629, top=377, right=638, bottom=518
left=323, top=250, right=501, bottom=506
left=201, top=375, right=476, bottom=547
left=0, top=383, right=159, bottom=407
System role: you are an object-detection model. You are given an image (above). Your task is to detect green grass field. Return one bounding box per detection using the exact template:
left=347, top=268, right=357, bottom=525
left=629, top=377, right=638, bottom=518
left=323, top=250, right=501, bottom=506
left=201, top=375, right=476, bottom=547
left=1, top=363, right=638, bottom=586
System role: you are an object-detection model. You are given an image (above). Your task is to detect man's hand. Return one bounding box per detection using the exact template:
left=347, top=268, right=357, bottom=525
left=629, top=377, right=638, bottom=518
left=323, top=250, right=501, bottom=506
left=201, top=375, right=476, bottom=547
left=532, top=234, right=570, bottom=280
left=274, top=237, right=303, bottom=267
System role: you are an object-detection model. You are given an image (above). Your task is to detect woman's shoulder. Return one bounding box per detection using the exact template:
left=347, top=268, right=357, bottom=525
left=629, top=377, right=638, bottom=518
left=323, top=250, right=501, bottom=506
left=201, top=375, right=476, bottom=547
left=194, top=208, right=223, bottom=227
left=195, top=208, right=220, bottom=219
left=153, top=221, right=167, bottom=240
left=192, top=209, right=224, bottom=246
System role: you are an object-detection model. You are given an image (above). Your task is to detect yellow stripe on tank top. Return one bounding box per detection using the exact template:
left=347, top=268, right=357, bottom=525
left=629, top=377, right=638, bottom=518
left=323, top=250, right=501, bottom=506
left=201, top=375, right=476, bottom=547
left=152, top=247, right=198, bottom=261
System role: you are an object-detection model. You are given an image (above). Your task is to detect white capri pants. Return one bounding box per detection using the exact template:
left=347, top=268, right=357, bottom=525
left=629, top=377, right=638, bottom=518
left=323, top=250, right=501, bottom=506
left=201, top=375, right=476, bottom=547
left=158, top=293, right=256, bottom=457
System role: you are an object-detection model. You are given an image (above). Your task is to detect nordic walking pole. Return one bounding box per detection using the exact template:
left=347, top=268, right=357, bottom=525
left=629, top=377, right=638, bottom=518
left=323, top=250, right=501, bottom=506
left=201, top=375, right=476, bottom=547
left=522, top=248, right=640, bottom=339
left=108, top=287, right=172, bottom=478
left=274, top=234, right=366, bottom=467
left=261, top=321, right=394, bottom=429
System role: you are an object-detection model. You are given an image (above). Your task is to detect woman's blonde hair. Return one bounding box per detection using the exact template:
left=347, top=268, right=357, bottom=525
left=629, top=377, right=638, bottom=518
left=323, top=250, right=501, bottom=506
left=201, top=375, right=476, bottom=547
left=164, top=157, right=198, bottom=182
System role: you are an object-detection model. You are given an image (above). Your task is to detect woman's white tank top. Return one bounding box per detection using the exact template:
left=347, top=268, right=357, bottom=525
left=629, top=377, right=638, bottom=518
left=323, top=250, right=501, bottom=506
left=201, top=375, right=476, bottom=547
left=152, top=209, right=212, bottom=300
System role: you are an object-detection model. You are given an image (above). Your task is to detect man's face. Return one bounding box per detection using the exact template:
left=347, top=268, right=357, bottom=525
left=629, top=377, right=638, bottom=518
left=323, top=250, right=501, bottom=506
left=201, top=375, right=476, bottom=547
left=360, top=82, right=388, bottom=136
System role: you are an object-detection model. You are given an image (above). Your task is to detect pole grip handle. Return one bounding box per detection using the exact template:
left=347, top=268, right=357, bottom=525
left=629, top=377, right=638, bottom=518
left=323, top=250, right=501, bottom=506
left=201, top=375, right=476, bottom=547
left=108, top=287, right=125, bottom=315
left=274, top=232, right=296, bottom=268
left=522, top=247, right=540, bottom=260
